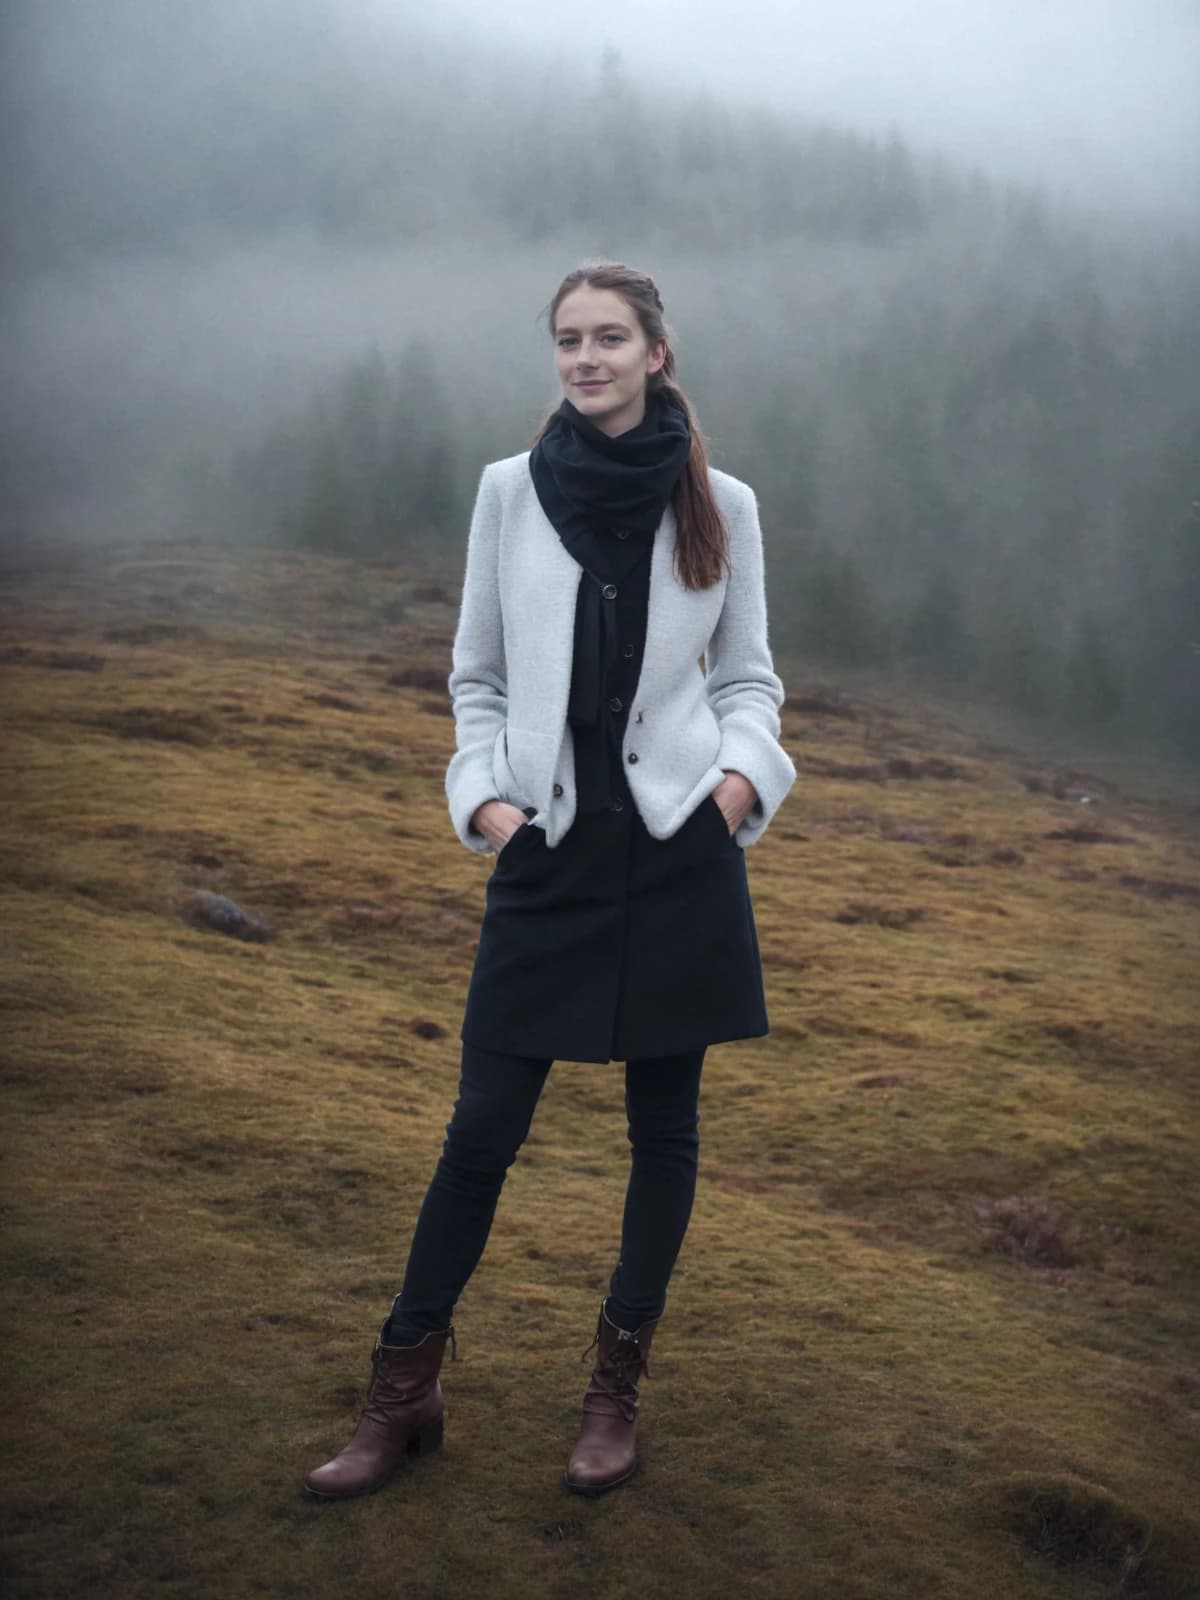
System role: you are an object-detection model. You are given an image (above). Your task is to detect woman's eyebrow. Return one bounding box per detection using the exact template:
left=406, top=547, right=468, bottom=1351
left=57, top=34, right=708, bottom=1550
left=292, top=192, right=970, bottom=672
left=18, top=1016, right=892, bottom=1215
left=556, top=322, right=632, bottom=335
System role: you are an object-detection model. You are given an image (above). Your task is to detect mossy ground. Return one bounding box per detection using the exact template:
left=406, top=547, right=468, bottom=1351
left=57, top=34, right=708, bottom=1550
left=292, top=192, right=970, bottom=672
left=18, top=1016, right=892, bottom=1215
left=2, top=538, right=1198, bottom=1599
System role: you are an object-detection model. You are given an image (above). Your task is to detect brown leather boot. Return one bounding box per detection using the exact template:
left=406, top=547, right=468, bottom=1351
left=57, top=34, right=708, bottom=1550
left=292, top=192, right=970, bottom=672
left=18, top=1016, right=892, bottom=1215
left=303, top=1317, right=456, bottom=1500
left=563, top=1298, right=658, bottom=1495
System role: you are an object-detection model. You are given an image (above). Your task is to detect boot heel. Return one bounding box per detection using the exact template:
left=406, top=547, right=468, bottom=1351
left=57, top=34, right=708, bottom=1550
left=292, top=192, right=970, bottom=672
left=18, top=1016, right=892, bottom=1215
left=407, top=1415, right=444, bottom=1458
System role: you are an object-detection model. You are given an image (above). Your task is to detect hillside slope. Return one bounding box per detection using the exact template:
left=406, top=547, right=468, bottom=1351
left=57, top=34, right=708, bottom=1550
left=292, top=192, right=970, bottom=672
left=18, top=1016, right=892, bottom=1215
left=2, top=538, right=1198, bottom=1600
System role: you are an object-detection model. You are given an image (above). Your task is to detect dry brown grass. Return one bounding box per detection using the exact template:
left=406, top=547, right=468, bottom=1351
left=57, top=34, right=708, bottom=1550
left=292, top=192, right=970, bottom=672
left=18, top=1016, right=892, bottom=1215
left=2, top=535, right=1199, bottom=1600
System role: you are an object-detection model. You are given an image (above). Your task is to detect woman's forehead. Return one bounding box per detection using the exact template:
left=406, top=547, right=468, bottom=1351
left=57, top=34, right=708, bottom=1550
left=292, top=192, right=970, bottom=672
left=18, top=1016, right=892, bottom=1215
left=555, top=285, right=634, bottom=330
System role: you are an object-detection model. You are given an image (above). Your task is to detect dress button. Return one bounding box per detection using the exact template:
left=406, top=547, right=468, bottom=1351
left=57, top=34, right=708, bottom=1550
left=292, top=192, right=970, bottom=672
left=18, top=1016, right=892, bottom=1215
left=627, top=751, right=638, bottom=764
left=601, top=583, right=618, bottom=600
left=608, top=696, right=622, bottom=712
left=615, top=527, right=630, bottom=540
left=622, top=643, right=634, bottom=658
left=552, top=783, right=563, bottom=796
left=612, top=797, right=624, bottom=811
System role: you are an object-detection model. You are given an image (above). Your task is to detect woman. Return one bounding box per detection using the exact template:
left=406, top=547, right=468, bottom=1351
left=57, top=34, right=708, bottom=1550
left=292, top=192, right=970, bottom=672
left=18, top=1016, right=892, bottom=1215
left=303, top=262, right=796, bottom=1502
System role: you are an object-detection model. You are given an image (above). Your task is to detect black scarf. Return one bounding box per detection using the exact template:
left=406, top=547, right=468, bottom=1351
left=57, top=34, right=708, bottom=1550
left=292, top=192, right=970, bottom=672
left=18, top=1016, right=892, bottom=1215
left=529, top=387, right=692, bottom=726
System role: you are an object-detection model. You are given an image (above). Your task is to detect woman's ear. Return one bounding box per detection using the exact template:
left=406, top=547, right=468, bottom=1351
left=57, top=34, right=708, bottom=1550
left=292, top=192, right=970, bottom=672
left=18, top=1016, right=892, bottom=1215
left=647, top=338, right=667, bottom=375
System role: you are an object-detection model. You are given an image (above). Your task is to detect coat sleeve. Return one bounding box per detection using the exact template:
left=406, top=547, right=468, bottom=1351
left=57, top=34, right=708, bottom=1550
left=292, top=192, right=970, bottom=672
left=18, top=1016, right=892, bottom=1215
left=445, top=463, right=506, bottom=853
left=703, top=482, right=797, bottom=848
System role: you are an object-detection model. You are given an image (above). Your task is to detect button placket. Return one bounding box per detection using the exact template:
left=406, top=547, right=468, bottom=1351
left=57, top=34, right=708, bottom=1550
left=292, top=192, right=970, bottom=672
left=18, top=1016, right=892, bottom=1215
left=571, top=527, right=649, bottom=818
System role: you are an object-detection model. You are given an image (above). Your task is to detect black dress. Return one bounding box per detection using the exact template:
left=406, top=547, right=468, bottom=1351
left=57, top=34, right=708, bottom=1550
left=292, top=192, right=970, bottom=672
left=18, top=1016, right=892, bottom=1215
left=459, top=516, right=769, bottom=1065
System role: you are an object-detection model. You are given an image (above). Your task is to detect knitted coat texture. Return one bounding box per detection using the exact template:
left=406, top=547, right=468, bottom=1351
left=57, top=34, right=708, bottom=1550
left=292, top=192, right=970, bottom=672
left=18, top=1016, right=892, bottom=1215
left=445, top=452, right=796, bottom=854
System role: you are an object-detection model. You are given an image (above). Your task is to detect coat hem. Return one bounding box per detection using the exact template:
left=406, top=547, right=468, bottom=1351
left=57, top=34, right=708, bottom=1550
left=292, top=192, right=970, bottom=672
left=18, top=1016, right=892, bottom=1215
left=459, top=1021, right=770, bottom=1065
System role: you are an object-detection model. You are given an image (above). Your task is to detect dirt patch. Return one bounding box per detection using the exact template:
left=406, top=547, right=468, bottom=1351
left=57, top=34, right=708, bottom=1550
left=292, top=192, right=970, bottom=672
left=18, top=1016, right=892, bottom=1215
left=789, top=692, right=858, bottom=720
left=886, top=756, right=966, bottom=781
left=835, top=901, right=928, bottom=929
left=84, top=706, right=221, bottom=745
left=978, top=1470, right=1199, bottom=1596
left=388, top=663, right=449, bottom=693
left=306, top=692, right=363, bottom=713
left=970, top=1191, right=1096, bottom=1269
left=1117, top=874, right=1200, bottom=909
left=1045, top=824, right=1136, bottom=845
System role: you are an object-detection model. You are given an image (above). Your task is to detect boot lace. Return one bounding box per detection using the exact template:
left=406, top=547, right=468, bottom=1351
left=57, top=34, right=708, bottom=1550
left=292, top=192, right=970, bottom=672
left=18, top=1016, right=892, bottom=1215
left=579, top=1326, right=650, bottom=1424
left=362, top=1323, right=457, bottom=1428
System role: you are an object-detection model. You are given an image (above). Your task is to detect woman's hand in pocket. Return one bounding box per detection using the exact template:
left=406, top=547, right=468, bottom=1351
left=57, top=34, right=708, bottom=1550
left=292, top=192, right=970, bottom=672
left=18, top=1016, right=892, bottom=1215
left=711, top=771, right=758, bottom=834
left=471, top=799, right=531, bottom=854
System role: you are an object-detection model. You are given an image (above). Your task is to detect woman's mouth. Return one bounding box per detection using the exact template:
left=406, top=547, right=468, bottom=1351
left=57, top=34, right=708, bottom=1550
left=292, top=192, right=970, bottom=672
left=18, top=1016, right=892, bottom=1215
left=575, top=381, right=609, bottom=392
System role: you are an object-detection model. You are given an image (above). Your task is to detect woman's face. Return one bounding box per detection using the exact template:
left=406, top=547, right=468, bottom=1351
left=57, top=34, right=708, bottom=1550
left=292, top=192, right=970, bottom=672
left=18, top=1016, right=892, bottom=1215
left=552, top=284, right=667, bottom=438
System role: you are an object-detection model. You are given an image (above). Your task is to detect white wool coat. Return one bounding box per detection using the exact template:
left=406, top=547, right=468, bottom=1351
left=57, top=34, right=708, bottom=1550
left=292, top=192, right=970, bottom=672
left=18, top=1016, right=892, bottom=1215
left=445, top=451, right=796, bottom=853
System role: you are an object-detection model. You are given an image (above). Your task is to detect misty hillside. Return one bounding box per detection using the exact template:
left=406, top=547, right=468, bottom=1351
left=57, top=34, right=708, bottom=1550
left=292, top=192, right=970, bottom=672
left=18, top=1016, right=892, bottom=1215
left=2, top=0, right=1197, bottom=764
left=3, top=537, right=1199, bottom=1600
left=6, top=0, right=977, bottom=273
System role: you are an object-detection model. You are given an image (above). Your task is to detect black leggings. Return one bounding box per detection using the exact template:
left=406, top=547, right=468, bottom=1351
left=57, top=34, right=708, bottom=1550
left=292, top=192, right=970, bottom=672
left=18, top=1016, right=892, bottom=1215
left=389, top=1041, right=704, bottom=1337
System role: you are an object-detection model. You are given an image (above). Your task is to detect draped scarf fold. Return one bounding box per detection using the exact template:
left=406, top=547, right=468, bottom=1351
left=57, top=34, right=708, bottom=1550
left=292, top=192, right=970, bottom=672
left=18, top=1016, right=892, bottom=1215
left=529, top=387, right=692, bottom=727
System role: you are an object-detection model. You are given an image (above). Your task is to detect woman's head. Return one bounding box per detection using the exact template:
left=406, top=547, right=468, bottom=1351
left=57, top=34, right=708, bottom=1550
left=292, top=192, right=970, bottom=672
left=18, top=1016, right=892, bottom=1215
left=535, top=261, right=730, bottom=590
left=548, top=265, right=670, bottom=438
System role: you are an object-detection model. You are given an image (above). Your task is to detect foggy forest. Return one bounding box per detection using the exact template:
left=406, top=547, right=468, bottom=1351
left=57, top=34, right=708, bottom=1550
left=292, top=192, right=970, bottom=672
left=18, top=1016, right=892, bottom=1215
left=4, top=0, right=1198, bottom=760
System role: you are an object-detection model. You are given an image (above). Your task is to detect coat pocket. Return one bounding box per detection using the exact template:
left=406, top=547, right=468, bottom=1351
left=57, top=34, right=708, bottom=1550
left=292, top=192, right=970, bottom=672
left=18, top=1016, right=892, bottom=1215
left=705, top=791, right=735, bottom=841
left=504, top=724, right=558, bottom=805
left=492, top=725, right=521, bottom=805
left=496, top=820, right=531, bottom=861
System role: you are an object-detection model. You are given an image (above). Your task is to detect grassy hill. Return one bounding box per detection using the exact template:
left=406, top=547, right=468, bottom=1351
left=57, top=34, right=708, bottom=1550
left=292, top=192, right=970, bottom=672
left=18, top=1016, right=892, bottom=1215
left=2, top=537, right=1198, bottom=1599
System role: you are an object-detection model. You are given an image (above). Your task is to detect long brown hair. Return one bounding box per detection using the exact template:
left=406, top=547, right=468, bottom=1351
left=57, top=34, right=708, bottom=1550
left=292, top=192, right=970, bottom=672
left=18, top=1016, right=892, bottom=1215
left=531, top=261, right=730, bottom=592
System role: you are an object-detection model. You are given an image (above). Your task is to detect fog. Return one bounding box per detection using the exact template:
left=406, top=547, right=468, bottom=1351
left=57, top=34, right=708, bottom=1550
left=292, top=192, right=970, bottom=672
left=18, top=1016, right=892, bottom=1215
left=2, top=0, right=1197, bottom=754
left=385, top=0, right=1200, bottom=223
